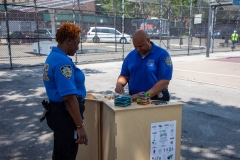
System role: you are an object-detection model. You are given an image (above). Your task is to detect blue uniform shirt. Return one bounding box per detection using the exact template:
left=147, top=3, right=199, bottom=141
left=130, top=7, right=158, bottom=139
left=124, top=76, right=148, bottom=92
left=43, top=47, right=86, bottom=102
left=120, top=41, right=173, bottom=94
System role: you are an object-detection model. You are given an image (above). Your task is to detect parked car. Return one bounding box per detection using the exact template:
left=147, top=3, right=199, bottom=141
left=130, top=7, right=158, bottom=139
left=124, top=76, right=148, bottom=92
left=9, top=31, right=33, bottom=44
left=169, top=27, right=182, bottom=37
left=33, top=28, right=54, bottom=41
left=213, top=30, right=222, bottom=39
left=86, top=27, right=132, bottom=43
left=145, top=29, right=162, bottom=39
left=220, top=27, right=234, bottom=39
left=194, top=27, right=207, bottom=38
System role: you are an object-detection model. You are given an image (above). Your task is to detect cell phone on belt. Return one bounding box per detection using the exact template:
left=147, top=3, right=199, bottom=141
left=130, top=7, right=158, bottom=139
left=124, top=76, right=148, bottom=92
left=74, top=130, right=78, bottom=140
left=74, top=130, right=89, bottom=145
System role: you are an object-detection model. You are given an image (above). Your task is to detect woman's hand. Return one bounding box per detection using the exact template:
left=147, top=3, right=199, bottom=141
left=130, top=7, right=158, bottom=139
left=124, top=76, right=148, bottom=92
left=76, top=127, right=88, bottom=145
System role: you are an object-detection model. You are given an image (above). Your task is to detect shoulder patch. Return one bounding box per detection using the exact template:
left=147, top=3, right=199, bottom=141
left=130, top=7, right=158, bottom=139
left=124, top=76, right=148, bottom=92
left=60, top=65, right=72, bottom=79
left=164, top=56, right=172, bottom=67
left=43, top=63, right=49, bottom=81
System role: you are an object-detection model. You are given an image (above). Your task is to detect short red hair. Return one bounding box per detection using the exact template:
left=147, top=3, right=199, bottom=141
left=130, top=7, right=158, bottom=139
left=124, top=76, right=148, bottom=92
left=56, top=22, right=82, bottom=43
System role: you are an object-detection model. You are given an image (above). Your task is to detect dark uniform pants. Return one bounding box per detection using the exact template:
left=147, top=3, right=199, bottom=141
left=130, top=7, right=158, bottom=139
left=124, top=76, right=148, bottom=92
left=150, top=88, right=170, bottom=101
left=46, top=98, right=85, bottom=160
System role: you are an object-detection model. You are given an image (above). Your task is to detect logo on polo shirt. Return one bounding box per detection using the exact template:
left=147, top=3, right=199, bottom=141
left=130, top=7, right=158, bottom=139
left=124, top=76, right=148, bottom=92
left=147, top=59, right=155, bottom=66
left=60, top=65, right=72, bottom=79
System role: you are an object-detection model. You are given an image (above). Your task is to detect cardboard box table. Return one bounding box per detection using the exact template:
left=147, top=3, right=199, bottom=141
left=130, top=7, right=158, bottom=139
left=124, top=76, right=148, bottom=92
left=76, top=94, right=183, bottom=160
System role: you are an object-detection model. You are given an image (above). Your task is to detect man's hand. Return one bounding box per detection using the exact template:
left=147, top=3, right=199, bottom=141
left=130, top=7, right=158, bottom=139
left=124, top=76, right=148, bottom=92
left=131, top=94, right=138, bottom=102
left=115, top=83, right=124, bottom=94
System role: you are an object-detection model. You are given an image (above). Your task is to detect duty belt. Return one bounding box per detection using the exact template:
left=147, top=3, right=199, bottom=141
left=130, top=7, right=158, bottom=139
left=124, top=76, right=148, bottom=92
left=40, top=95, right=84, bottom=122
left=40, top=100, right=50, bottom=122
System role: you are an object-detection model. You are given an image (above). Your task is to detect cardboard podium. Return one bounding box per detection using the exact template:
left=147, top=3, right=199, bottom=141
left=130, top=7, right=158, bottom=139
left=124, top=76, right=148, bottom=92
left=76, top=94, right=183, bottom=160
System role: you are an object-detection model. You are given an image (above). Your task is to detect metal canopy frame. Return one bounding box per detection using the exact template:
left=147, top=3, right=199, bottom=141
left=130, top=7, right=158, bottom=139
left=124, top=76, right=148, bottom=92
left=206, top=0, right=237, bottom=57
left=125, top=0, right=169, bottom=4
left=7, top=0, right=95, bottom=12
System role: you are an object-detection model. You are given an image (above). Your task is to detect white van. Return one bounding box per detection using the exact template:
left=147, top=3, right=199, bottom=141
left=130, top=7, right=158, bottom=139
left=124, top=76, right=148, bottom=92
left=85, top=27, right=132, bottom=43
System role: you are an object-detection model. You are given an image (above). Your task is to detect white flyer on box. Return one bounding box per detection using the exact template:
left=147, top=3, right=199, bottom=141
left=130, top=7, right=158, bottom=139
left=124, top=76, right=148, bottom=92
left=150, top=120, right=176, bottom=160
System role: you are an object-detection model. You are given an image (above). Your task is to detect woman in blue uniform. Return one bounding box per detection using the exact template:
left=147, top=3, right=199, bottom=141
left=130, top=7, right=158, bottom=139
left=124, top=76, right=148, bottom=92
left=42, top=22, right=88, bottom=160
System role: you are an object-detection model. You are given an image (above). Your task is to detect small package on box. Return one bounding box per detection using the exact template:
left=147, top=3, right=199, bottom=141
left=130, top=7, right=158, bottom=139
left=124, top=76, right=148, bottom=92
left=136, top=92, right=150, bottom=105
left=114, top=95, right=131, bottom=107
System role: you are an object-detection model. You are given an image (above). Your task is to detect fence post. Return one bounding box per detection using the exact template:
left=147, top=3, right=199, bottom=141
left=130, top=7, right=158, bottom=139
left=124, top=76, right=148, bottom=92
left=34, top=0, right=40, bottom=56
left=167, top=4, right=170, bottom=50
left=122, top=0, right=125, bottom=60
left=72, top=0, right=78, bottom=63
left=188, top=0, right=193, bottom=55
left=4, top=0, right=13, bottom=69
left=159, top=0, right=162, bottom=47
left=114, top=0, right=117, bottom=52
left=77, top=0, right=83, bottom=55
left=180, top=1, right=183, bottom=49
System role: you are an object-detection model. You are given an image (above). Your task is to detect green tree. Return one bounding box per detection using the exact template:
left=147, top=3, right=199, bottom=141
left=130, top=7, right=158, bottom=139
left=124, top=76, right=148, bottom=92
left=99, top=0, right=201, bottom=19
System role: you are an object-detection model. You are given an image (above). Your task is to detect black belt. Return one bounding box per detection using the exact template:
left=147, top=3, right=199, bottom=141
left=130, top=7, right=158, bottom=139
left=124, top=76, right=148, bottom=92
left=129, top=87, right=168, bottom=96
left=49, top=96, right=85, bottom=105
left=161, top=87, right=168, bottom=92
left=76, top=95, right=85, bottom=105
left=48, top=95, right=85, bottom=119
left=151, top=88, right=169, bottom=101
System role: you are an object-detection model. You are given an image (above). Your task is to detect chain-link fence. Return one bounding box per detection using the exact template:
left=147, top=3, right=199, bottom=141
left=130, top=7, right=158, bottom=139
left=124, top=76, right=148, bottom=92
left=1, top=0, right=240, bottom=69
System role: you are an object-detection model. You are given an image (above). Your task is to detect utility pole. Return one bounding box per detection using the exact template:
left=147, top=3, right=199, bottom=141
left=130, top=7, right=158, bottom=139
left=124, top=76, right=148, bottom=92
left=206, top=5, right=213, bottom=57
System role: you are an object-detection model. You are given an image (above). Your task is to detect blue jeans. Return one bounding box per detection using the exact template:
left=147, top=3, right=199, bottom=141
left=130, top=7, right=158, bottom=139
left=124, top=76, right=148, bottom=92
left=232, top=41, right=237, bottom=49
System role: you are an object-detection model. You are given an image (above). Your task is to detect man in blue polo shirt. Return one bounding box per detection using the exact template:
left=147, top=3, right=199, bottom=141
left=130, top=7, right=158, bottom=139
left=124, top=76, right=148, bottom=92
left=115, top=29, right=173, bottom=101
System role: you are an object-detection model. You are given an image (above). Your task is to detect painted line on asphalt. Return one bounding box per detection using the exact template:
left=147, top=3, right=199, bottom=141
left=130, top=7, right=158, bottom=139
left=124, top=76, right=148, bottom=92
left=106, top=46, right=122, bottom=48
left=174, top=77, right=240, bottom=90
left=174, top=69, right=240, bottom=78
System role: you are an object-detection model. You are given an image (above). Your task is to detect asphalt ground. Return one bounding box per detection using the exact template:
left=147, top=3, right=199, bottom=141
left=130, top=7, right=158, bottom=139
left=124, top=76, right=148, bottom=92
left=0, top=51, right=240, bottom=160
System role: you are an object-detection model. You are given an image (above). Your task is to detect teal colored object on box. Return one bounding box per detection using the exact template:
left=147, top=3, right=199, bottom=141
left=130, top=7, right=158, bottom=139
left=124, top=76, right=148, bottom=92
left=114, top=95, right=131, bottom=107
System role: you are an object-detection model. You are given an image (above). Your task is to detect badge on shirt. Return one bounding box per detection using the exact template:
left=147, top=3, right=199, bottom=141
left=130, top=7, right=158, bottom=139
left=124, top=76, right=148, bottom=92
left=60, top=65, right=72, bottom=79
left=164, top=56, right=172, bottom=67
left=147, top=59, right=155, bottom=66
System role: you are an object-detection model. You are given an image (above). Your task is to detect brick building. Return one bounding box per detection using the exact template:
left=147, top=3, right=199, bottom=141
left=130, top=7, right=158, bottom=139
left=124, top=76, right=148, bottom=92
left=0, top=0, right=96, bottom=35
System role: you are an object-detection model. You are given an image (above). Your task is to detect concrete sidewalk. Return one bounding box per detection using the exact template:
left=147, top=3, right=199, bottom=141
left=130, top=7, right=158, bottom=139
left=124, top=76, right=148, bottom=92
left=0, top=51, right=240, bottom=160
left=173, top=56, right=240, bottom=89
